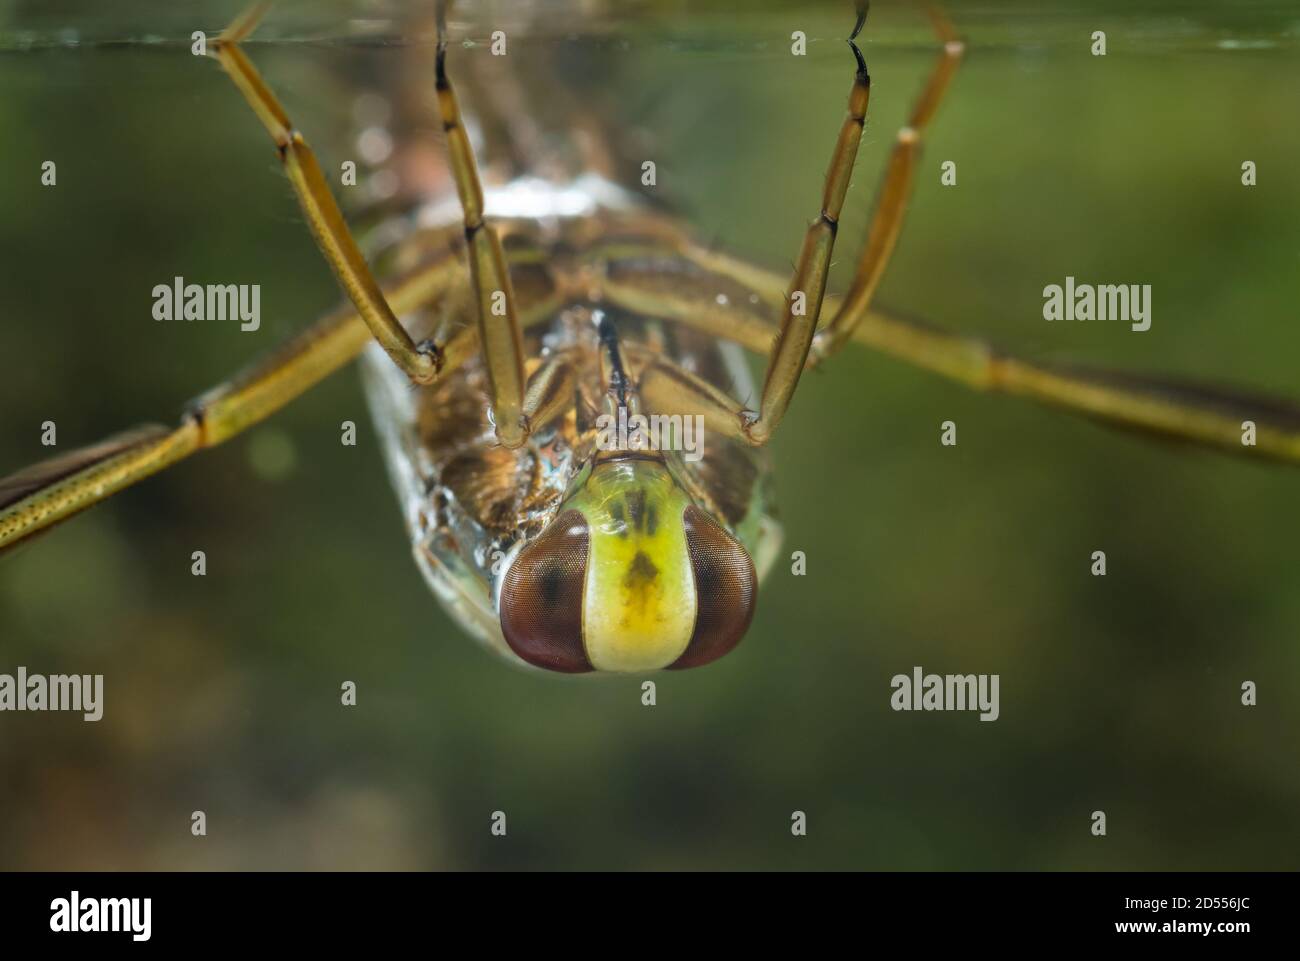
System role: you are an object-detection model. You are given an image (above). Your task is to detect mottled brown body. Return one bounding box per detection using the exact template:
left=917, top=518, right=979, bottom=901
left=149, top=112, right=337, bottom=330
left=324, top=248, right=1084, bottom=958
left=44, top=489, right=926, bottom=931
left=361, top=204, right=780, bottom=660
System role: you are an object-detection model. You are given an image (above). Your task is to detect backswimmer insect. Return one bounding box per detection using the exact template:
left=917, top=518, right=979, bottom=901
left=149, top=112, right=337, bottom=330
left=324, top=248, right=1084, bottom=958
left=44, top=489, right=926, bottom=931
left=3, top=0, right=1299, bottom=675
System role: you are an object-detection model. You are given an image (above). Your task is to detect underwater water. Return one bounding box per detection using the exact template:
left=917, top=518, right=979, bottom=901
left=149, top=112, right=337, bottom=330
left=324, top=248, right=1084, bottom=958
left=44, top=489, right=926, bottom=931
left=0, top=0, right=1298, bottom=869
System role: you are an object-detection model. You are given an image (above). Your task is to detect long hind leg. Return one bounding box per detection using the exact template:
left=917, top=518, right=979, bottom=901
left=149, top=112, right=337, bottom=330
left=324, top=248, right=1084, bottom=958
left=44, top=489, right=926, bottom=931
left=0, top=253, right=458, bottom=556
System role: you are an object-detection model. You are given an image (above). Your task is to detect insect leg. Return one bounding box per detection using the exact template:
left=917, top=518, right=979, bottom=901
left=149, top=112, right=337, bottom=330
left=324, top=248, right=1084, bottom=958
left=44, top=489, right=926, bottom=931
left=521, top=355, right=577, bottom=435
left=595, top=248, right=783, bottom=360
left=744, top=2, right=873, bottom=447
left=594, top=232, right=1300, bottom=465
left=616, top=250, right=1300, bottom=465
left=208, top=2, right=441, bottom=386
left=642, top=6, right=963, bottom=368
left=434, top=0, right=529, bottom=449
left=0, top=253, right=463, bottom=556
left=815, top=4, right=964, bottom=360
left=638, top=357, right=755, bottom=448
left=826, top=303, right=1300, bottom=463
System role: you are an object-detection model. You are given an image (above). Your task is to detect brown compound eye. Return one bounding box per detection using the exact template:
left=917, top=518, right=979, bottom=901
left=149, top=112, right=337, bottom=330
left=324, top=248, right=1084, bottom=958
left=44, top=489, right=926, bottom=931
left=499, top=510, right=593, bottom=673
left=671, top=505, right=758, bottom=670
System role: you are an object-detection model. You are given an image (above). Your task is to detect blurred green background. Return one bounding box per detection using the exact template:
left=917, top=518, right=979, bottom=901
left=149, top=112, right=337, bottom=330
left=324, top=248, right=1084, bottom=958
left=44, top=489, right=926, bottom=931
left=1, top=0, right=1298, bottom=869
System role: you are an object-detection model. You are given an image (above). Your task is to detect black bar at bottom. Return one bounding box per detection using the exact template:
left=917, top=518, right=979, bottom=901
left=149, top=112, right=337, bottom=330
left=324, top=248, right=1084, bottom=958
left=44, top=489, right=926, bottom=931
left=0, top=870, right=1288, bottom=947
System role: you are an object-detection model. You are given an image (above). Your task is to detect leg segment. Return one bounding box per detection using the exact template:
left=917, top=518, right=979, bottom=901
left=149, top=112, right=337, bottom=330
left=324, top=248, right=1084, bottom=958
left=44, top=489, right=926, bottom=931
left=617, top=251, right=1300, bottom=465
left=680, top=4, right=962, bottom=446
left=745, top=6, right=872, bottom=446
left=210, top=2, right=440, bottom=386
left=826, top=303, right=1300, bottom=463
left=0, top=253, right=464, bottom=556
left=435, top=0, right=528, bottom=448
left=585, top=224, right=1300, bottom=464
left=817, top=5, right=963, bottom=358
left=638, top=357, right=753, bottom=448
left=599, top=249, right=795, bottom=360
left=520, top=355, right=577, bottom=436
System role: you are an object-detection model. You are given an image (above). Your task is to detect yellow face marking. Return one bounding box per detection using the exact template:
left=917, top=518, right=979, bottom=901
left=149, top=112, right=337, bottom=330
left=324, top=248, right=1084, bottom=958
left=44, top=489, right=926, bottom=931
left=563, top=459, right=696, bottom=672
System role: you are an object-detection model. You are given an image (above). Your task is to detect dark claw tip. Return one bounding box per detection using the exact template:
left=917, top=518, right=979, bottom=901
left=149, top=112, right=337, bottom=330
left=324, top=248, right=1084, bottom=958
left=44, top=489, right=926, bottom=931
left=849, top=38, right=868, bottom=81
